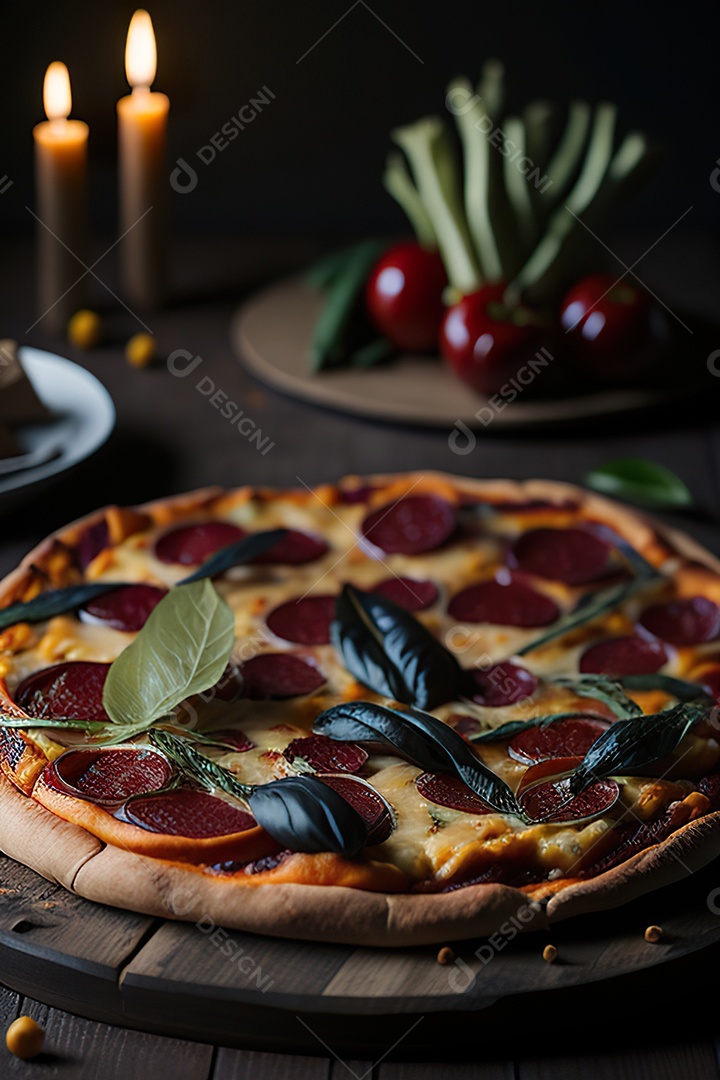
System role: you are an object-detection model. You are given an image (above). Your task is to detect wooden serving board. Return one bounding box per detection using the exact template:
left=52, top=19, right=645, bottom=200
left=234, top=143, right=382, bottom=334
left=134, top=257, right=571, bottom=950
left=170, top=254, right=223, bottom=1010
left=2, top=849, right=720, bottom=1055
left=231, top=277, right=708, bottom=431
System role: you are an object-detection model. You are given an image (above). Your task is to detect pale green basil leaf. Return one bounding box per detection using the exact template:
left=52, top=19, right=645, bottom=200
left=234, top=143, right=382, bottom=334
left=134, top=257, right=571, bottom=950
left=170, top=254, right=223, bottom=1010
left=102, top=580, right=235, bottom=726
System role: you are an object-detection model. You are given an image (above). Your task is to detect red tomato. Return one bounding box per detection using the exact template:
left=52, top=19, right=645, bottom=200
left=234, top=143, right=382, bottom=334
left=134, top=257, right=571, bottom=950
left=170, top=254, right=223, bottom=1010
left=439, top=284, right=546, bottom=396
left=560, top=274, right=669, bottom=383
left=365, top=242, right=447, bottom=352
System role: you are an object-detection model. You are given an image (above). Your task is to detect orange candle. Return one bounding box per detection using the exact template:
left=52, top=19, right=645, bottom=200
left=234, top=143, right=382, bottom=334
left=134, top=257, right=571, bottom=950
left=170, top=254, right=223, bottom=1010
left=117, top=10, right=168, bottom=309
left=33, top=62, right=88, bottom=333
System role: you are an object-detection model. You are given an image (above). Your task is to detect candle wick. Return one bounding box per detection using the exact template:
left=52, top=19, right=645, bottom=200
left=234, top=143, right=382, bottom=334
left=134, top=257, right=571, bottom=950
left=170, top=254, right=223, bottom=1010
left=132, top=85, right=151, bottom=97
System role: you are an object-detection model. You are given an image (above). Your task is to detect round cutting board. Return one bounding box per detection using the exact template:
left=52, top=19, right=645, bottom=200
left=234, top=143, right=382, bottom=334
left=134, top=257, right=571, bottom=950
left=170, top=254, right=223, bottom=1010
left=232, top=276, right=704, bottom=430
left=2, top=848, right=720, bottom=1054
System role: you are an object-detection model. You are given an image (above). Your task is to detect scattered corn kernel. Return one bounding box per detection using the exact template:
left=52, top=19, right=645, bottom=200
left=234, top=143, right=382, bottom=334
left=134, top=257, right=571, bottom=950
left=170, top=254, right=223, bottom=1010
left=644, top=924, right=663, bottom=943
left=5, top=1015, right=45, bottom=1059
left=542, top=944, right=558, bottom=963
left=436, top=946, right=455, bottom=966
left=68, top=309, right=102, bottom=348
left=125, top=332, right=156, bottom=368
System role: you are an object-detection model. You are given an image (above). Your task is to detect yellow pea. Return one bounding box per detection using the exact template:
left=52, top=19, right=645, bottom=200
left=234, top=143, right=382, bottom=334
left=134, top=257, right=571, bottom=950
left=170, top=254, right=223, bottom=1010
left=68, top=309, right=102, bottom=348
left=5, top=1015, right=46, bottom=1059
left=125, top=332, right=156, bottom=368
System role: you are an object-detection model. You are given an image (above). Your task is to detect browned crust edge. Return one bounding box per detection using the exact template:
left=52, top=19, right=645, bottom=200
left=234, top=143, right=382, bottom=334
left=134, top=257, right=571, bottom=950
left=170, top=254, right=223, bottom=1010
left=1, top=473, right=720, bottom=945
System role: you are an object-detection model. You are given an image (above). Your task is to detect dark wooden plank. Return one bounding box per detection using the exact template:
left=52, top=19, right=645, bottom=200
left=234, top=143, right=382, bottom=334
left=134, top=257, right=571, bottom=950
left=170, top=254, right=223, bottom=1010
left=518, top=1042, right=720, bottom=1080
left=379, top=1064, right=513, bottom=1080
left=122, top=920, right=356, bottom=1010
left=213, top=1048, right=330, bottom=1079
left=0, top=982, right=20, bottom=1029
left=0, top=996, right=214, bottom=1080
left=0, top=854, right=157, bottom=1021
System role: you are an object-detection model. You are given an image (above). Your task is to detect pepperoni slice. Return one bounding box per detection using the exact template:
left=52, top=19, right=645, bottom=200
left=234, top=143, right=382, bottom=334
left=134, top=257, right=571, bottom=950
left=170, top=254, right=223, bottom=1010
left=46, top=748, right=172, bottom=806
left=509, top=717, right=609, bottom=764
left=318, top=774, right=394, bottom=844
left=237, top=653, right=326, bottom=699
left=207, top=729, right=256, bottom=752
left=76, top=519, right=110, bottom=569
left=121, top=788, right=257, bottom=837
left=369, top=577, right=439, bottom=612
left=509, top=527, right=611, bottom=586
left=154, top=521, right=246, bottom=566
left=79, top=584, right=168, bottom=632
left=519, top=771, right=620, bottom=824
left=416, top=772, right=492, bottom=815
left=639, top=597, right=720, bottom=647
left=340, top=485, right=375, bottom=504
left=284, top=735, right=367, bottom=774
left=468, top=662, right=538, bottom=706
left=447, top=713, right=485, bottom=739
left=361, top=495, right=457, bottom=555
left=579, top=636, right=668, bottom=675
left=251, top=530, right=329, bottom=565
left=265, top=595, right=336, bottom=645
left=15, top=661, right=111, bottom=721
left=447, top=576, right=559, bottom=627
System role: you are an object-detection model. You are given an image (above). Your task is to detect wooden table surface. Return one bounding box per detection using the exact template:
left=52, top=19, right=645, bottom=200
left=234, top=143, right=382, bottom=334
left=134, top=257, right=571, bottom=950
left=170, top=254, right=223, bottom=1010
left=1, top=232, right=720, bottom=1077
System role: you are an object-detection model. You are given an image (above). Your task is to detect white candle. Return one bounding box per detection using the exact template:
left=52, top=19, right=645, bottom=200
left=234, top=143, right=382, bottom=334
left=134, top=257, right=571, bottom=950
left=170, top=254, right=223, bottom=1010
left=117, top=9, right=169, bottom=309
left=33, top=62, right=88, bottom=333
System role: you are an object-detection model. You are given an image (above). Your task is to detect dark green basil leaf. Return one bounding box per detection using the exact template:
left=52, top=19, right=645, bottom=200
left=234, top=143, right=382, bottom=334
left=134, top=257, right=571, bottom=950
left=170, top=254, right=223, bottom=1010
left=331, top=585, right=463, bottom=710
left=0, top=582, right=125, bottom=632
left=149, top=728, right=370, bottom=855
left=103, top=580, right=235, bottom=726
left=178, top=529, right=289, bottom=585
left=551, top=675, right=643, bottom=719
left=620, top=673, right=714, bottom=702
left=586, top=459, right=693, bottom=510
left=517, top=579, right=650, bottom=657
left=569, top=702, right=706, bottom=793
left=314, top=699, right=519, bottom=814
left=247, top=776, right=370, bottom=855
left=470, top=711, right=600, bottom=745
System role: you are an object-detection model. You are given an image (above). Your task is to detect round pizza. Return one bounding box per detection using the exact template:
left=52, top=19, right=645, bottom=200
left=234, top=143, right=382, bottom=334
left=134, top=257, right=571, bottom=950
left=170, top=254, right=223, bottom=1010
left=2, top=472, right=720, bottom=947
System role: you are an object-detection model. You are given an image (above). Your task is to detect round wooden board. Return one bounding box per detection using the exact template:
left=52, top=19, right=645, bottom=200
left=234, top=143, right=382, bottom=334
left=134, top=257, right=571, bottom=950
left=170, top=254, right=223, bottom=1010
left=2, top=849, right=720, bottom=1054
left=232, top=276, right=694, bottom=430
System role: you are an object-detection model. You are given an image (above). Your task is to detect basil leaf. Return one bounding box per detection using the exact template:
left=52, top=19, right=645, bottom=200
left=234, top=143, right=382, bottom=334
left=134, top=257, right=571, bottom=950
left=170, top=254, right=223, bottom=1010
left=149, top=729, right=370, bottom=855
left=551, top=674, right=643, bottom=719
left=178, top=529, right=289, bottom=585
left=586, top=458, right=693, bottom=509
left=247, top=777, right=370, bottom=856
left=0, top=583, right=125, bottom=632
left=470, top=711, right=600, bottom=745
left=103, top=580, right=234, bottom=726
left=314, top=700, right=519, bottom=815
left=569, top=702, right=706, bottom=793
left=620, top=673, right=714, bottom=702
left=0, top=714, right=108, bottom=732
left=331, top=585, right=463, bottom=710
left=517, top=575, right=657, bottom=657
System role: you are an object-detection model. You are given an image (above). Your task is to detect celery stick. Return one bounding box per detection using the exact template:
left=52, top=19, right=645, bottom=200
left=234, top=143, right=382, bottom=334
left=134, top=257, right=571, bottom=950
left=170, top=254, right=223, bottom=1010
left=451, top=68, right=505, bottom=282
left=503, top=115, right=538, bottom=261
left=540, top=100, right=591, bottom=208
left=392, top=117, right=481, bottom=293
left=508, top=103, right=617, bottom=303
left=382, top=152, right=436, bottom=250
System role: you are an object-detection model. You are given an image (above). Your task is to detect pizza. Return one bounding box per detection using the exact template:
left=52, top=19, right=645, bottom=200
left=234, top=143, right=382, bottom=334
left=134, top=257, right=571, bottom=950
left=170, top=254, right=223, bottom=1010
left=2, top=471, right=720, bottom=948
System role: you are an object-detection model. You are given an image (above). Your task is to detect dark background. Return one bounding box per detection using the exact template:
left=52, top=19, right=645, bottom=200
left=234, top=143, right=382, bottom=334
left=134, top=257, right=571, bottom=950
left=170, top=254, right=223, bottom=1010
left=2, top=0, right=719, bottom=240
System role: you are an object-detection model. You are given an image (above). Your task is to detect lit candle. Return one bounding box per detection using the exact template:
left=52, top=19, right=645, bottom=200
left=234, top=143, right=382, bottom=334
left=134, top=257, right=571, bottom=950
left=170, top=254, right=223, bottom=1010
left=33, top=62, right=88, bottom=333
left=117, top=9, right=168, bottom=309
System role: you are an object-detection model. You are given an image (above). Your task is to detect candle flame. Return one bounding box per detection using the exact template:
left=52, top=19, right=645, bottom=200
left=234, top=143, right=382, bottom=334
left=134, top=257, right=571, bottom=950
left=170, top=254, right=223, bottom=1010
left=125, top=9, right=157, bottom=90
left=43, top=61, right=72, bottom=122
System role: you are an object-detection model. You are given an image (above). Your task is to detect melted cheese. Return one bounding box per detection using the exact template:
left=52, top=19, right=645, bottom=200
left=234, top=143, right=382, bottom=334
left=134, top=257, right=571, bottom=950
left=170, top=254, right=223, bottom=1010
left=3, top=486, right=718, bottom=888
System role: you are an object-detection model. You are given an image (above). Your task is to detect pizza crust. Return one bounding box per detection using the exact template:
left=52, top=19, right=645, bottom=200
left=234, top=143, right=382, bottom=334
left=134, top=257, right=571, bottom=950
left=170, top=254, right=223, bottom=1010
left=2, top=474, right=720, bottom=946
